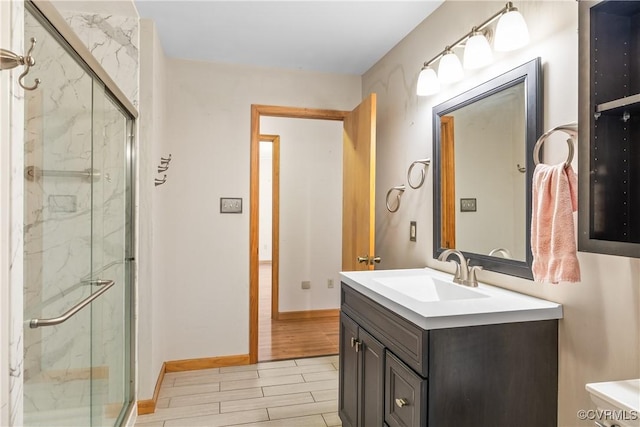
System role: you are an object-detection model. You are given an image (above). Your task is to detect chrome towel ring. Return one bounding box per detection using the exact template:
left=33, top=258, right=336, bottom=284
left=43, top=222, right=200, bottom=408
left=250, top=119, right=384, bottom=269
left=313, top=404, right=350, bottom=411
left=386, top=185, right=405, bottom=213
left=407, top=159, right=431, bottom=189
left=533, top=123, right=578, bottom=168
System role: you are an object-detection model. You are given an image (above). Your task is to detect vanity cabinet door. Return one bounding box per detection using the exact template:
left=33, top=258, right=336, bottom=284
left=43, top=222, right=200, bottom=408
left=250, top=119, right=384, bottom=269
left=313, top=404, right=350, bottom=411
left=339, top=313, right=360, bottom=427
left=385, top=351, right=427, bottom=427
left=340, top=312, right=386, bottom=427
left=359, top=328, right=385, bottom=427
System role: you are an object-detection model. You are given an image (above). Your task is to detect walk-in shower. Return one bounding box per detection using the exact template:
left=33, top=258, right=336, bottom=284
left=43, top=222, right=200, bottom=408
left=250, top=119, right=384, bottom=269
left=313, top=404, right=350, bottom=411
left=18, top=2, right=136, bottom=425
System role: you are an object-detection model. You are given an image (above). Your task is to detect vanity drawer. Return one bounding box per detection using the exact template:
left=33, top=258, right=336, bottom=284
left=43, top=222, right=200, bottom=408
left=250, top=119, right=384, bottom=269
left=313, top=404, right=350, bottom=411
left=341, top=284, right=429, bottom=376
left=385, top=351, right=427, bottom=427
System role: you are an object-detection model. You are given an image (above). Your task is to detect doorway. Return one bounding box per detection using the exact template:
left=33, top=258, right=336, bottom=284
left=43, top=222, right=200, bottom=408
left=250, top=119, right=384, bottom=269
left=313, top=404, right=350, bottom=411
left=250, top=97, right=377, bottom=364
left=257, top=119, right=344, bottom=361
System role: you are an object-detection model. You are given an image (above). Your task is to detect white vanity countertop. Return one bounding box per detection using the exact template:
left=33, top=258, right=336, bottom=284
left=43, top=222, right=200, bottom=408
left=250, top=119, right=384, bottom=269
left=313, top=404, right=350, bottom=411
left=339, top=268, right=563, bottom=330
left=586, top=379, right=640, bottom=414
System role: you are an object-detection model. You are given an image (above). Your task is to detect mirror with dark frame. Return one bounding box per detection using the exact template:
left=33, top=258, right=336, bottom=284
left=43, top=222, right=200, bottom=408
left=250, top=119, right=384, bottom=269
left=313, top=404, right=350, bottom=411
left=432, top=58, right=542, bottom=279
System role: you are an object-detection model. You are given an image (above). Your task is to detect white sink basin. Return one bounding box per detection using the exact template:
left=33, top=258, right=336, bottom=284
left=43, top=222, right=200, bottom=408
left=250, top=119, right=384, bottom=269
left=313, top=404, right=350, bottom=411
left=374, top=275, right=488, bottom=302
left=339, top=268, right=563, bottom=330
left=586, top=379, right=640, bottom=427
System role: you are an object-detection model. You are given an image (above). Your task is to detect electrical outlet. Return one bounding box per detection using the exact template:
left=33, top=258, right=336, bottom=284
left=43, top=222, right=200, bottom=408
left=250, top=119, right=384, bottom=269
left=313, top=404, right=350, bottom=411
left=301, top=281, right=311, bottom=289
left=328, top=279, right=334, bottom=288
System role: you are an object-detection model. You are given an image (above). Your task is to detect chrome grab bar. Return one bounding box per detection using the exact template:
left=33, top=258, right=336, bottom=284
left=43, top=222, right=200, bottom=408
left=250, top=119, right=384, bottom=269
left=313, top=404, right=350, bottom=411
left=34, top=261, right=123, bottom=314
left=25, top=165, right=101, bottom=182
left=29, top=280, right=115, bottom=329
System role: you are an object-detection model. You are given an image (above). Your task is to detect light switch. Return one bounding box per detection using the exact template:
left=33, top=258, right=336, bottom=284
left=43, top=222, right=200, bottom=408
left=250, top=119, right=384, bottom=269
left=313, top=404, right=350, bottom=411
left=460, top=198, right=477, bottom=212
left=410, top=221, right=417, bottom=242
left=220, top=197, right=243, bottom=213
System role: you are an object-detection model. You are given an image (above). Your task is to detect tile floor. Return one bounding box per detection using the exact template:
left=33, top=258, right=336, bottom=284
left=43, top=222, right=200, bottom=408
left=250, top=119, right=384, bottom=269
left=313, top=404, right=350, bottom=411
left=135, top=355, right=342, bottom=427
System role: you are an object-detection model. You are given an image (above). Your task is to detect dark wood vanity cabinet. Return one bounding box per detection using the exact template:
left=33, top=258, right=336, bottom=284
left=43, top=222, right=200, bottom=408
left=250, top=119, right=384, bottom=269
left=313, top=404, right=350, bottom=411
left=579, top=0, right=640, bottom=257
left=339, top=283, right=559, bottom=427
left=339, top=312, right=385, bottom=427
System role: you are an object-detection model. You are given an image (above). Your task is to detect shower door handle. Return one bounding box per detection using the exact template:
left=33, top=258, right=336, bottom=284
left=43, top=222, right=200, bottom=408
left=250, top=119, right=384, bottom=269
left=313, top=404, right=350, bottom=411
left=29, top=279, right=115, bottom=328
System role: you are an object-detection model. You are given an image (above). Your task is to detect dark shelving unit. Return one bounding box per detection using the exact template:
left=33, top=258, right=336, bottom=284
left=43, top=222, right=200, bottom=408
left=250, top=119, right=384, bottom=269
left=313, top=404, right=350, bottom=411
left=579, top=0, right=640, bottom=257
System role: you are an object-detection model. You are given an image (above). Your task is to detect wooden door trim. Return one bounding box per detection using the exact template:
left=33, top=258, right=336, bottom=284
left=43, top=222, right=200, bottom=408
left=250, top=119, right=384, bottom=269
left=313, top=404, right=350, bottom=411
left=250, top=105, right=350, bottom=363
left=440, top=116, right=455, bottom=249
left=259, top=134, right=281, bottom=320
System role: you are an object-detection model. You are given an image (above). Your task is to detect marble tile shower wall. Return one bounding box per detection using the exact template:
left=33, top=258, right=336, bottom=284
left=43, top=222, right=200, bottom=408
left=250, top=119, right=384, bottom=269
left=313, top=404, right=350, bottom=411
left=23, top=13, right=93, bottom=416
left=91, top=95, right=128, bottom=409
left=8, top=3, right=26, bottom=426
left=23, top=24, right=100, bottom=422
left=62, top=6, right=140, bottom=415
left=60, top=8, right=139, bottom=399
left=59, top=8, right=139, bottom=397
left=62, top=10, right=139, bottom=107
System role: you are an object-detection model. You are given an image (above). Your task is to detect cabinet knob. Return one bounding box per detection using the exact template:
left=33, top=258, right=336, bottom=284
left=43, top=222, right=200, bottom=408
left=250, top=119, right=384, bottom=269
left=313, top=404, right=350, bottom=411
left=357, top=255, right=369, bottom=264
left=395, top=398, right=409, bottom=408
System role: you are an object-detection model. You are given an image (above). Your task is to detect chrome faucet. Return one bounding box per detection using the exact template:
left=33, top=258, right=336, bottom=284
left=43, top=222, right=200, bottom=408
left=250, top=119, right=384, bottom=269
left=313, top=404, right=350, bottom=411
left=438, top=249, right=482, bottom=287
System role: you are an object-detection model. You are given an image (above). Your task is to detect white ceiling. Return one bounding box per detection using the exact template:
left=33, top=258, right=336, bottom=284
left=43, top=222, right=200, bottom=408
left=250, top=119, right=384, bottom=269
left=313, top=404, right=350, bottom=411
left=134, top=1, right=444, bottom=75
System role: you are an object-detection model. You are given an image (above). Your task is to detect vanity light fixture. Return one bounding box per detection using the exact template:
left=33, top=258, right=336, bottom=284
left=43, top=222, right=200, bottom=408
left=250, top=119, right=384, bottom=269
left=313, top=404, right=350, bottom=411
left=416, top=66, right=440, bottom=96
left=416, top=1, right=529, bottom=96
left=494, top=3, right=530, bottom=51
left=463, top=29, right=493, bottom=70
left=438, top=47, right=464, bottom=84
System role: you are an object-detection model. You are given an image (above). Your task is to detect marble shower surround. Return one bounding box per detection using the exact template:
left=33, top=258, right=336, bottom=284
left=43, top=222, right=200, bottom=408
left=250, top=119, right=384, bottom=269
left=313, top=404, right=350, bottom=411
left=7, top=2, right=26, bottom=425
left=62, top=10, right=139, bottom=107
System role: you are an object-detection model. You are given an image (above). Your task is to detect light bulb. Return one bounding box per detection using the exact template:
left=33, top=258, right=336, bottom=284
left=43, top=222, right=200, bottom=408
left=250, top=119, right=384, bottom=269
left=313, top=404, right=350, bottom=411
left=438, top=50, right=463, bottom=84
left=417, top=66, right=440, bottom=96
left=494, top=7, right=529, bottom=51
left=463, top=31, right=493, bottom=69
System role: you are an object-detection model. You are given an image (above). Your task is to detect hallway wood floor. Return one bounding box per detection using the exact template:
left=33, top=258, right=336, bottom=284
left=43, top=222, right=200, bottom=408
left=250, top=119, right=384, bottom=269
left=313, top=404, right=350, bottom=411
left=259, top=263, right=339, bottom=362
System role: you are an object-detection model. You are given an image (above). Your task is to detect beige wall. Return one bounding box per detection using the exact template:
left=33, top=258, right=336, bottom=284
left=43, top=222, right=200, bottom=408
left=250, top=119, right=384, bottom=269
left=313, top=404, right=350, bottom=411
left=151, top=58, right=361, bottom=365
left=138, top=18, right=167, bottom=401
left=364, top=1, right=640, bottom=426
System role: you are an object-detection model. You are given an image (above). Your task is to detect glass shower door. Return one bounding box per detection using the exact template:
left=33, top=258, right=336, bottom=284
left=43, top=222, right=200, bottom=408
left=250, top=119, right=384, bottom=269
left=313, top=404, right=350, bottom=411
left=90, top=80, right=132, bottom=427
left=23, top=6, right=133, bottom=426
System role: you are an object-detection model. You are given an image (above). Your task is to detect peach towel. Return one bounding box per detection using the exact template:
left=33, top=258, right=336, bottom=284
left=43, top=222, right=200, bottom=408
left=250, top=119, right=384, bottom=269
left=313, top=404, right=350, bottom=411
left=531, top=163, right=580, bottom=283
